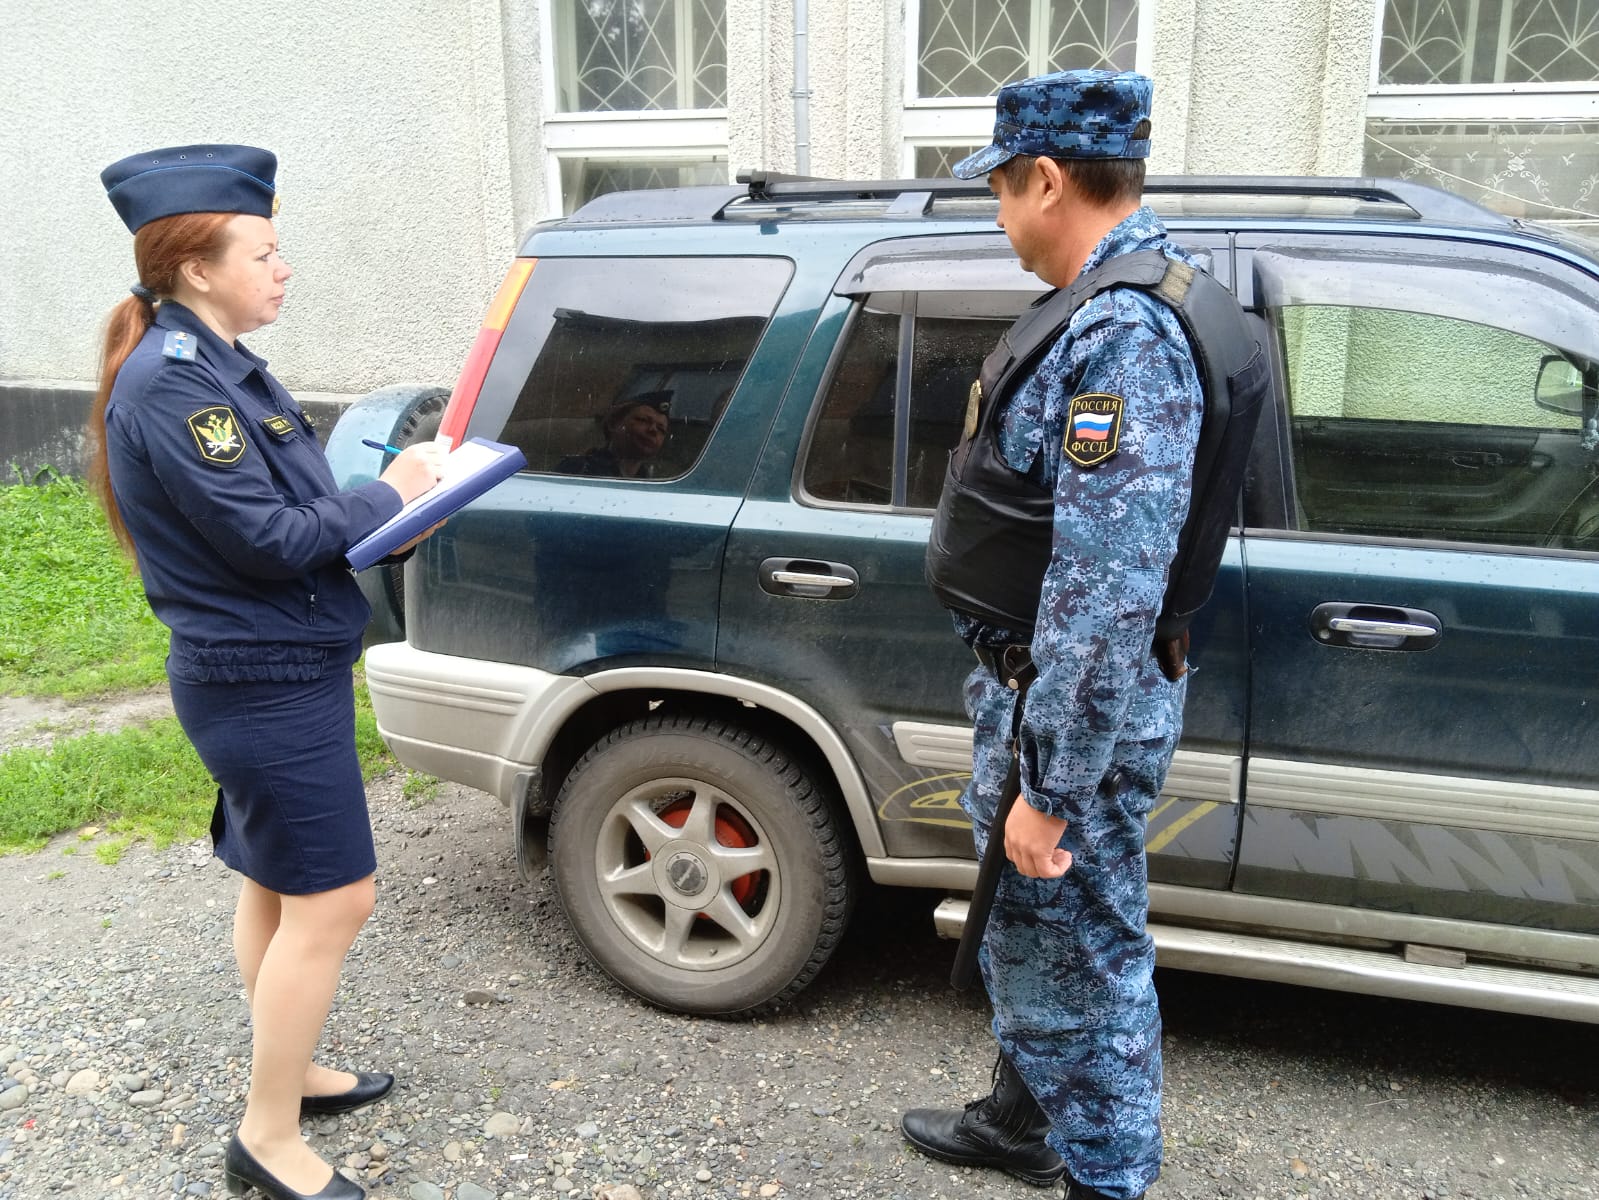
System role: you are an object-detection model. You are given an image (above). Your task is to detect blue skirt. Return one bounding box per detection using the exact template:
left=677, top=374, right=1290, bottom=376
left=169, top=664, right=376, bottom=895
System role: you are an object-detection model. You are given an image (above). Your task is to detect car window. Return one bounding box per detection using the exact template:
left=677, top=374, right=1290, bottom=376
left=1267, top=281, right=1599, bottom=550
left=480, top=257, right=794, bottom=481
left=801, top=294, right=1019, bottom=510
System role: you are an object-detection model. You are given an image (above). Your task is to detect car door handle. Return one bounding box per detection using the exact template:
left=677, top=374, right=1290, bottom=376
left=1327, top=617, right=1437, bottom=639
left=759, top=558, right=859, bottom=600
left=771, top=570, right=855, bottom=588
left=1310, top=603, right=1441, bottom=651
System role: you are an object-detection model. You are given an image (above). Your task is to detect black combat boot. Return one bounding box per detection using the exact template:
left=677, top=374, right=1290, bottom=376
left=900, top=1053, right=1066, bottom=1186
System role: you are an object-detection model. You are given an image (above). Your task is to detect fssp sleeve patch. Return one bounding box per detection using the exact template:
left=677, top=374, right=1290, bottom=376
left=1064, top=393, right=1123, bottom=468
left=186, top=406, right=248, bottom=466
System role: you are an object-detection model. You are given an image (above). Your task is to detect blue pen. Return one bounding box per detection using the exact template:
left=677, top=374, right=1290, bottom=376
left=362, top=438, right=406, bottom=455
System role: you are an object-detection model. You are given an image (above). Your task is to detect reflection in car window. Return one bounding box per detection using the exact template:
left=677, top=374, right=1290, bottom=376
left=803, top=307, right=899, bottom=506
left=802, top=295, right=1018, bottom=510
left=1276, top=304, right=1599, bottom=550
left=490, top=258, right=794, bottom=481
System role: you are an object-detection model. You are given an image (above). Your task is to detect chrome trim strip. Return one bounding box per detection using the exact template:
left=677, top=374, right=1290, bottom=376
left=889, top=722, right=1241, bottom=806
left=1149, top=882, right=1599, bottom=970
left=1150, top=924, right=1599, bottom=1024
left=1248, top=758, right=1599, bottom=843
left=1164, top=751, right=1241, bottom=805
left=890, top=722, right=973, bottom=771
left=867, top=857, right=978, bottom=889
left=926, top=898, right=1599, bottom=1023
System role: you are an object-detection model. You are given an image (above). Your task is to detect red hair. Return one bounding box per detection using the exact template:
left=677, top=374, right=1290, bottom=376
left=87, top=212, right=234, bottom=556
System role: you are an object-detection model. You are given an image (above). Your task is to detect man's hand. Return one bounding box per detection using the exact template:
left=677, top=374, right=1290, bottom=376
left=1003, top=793, right=1073, bottom=878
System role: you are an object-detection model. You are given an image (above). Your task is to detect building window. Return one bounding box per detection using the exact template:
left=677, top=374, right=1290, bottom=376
left=543, top=0, right=730, bottom=215
left=555, top=0, right=727, bottom=111
left=903, top=1, right=1151, bottom=176
left=917, top=0, right=1140, bottom=98
left=558, top=155, right=729, bottom=214
left=913, top=144, right=986, bottom=177
left=1365, top=1, right=1599, bottom=231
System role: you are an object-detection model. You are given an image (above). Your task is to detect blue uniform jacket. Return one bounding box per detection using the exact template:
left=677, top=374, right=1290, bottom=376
left=956, top=208, right=1204, bottom=825
left=104, top=302, right=402, bottom=683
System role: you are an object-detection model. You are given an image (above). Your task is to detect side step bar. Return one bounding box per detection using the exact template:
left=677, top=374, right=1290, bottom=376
left=931, top=898, right=1599, bottom=1024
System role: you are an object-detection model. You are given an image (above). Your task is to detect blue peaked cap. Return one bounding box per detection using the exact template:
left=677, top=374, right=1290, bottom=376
left=102, top=144, right=277, bottom=233
left=952, top=69, right=1153, bottom=179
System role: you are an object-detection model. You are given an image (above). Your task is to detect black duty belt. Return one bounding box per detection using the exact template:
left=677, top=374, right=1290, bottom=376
left=973, top=643, right=1037, bottom=691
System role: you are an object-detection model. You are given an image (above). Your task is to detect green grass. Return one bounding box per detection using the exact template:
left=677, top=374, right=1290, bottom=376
left=0, top=668, right=400, bottom=855
left=0, top=474, right=434, bottom=855
left=0, top=473, right=169, bottom=697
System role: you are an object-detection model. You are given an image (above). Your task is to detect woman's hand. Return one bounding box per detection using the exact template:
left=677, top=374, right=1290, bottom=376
left=378, top=441, right=447, bottom=504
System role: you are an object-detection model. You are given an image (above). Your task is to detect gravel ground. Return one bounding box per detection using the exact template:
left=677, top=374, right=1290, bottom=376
left=1, top=771, right=1596, bottom=1200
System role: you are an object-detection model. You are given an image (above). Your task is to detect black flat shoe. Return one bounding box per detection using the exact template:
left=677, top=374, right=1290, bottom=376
left=299, top=1071, right=394, bottom=1115
left=223, top=1134, right=363, bottom=1199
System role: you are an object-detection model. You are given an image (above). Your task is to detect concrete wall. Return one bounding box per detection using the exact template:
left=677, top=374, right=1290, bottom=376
left=1, top=0, right=1380, bottom=424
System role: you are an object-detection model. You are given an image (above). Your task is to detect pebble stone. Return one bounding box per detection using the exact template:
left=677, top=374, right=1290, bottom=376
left=0, top=775, right=1593, bottom=1200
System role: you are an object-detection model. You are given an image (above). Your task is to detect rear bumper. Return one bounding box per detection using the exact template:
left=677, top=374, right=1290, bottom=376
left=362, top=642, right=593, bottom=804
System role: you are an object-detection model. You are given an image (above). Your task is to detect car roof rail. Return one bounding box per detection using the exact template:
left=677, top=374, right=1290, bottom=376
left=732, top=170, right=1508, bottom=226
left=561, top=171, right=1511, bottom=228
left=1146, top=175, right=1508, bottom=226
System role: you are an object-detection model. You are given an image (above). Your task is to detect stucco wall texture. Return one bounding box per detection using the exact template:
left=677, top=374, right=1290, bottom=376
left=2, top=0, right=1378, bottom=399
left=0, top=0, right=514, bottom=398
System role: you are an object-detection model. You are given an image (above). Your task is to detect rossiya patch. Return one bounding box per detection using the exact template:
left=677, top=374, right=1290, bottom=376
left=1064, top=393, right=1123, bottom=467
left=187, top=406, right=248, bottom=466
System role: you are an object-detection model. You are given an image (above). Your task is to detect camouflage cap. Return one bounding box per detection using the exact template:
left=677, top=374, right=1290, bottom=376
left=951, top=69, right=1153, bottom=179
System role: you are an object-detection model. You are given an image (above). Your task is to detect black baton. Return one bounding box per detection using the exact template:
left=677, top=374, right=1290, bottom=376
left=950, top=741, right=1022, bottom=990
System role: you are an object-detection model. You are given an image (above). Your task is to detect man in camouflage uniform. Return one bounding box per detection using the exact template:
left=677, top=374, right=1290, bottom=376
left=901, top=70, right=1202, bottom=1200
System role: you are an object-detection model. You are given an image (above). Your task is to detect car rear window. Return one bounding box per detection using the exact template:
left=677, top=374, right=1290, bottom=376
left=470, top=257, right=794, bottom=481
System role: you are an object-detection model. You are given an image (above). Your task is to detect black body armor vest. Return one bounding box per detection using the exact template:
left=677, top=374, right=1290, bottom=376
left=925, top=248, right=1269, bottom=641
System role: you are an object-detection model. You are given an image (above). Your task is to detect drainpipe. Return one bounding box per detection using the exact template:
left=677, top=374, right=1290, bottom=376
left=793, top=0, right=811, bottom=175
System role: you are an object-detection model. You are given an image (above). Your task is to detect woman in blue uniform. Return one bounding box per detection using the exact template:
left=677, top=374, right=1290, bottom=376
left=89, top=145, right=445, bottom=1200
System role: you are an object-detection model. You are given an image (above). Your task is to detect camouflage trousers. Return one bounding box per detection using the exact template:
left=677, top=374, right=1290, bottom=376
left=960, top=665, right=1181, bottom=1200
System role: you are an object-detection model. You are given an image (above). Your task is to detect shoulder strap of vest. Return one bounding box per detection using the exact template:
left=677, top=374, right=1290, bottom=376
left=980, top=249, right=1180, bottom=436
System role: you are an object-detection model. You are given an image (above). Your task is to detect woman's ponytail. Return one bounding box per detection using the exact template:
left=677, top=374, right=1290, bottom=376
left=85, top=211, right=232, bottom=558
left=88, top=293, right=155, bottom=555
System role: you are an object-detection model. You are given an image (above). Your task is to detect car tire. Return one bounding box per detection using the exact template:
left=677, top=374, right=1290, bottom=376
left=549, top=713, right=857, bottom=1016
left=378, top=387, right=448, bottom=632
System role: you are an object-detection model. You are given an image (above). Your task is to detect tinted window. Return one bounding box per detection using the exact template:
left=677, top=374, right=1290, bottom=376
left=1276, top=303, right=1597, bottom=549
left=801, top=294, right=1017, bottom=509
left=485, top=257, right=793, bottom=481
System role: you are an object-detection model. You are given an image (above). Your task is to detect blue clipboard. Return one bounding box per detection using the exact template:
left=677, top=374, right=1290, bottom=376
left=346, top=437, right=526, bottom=570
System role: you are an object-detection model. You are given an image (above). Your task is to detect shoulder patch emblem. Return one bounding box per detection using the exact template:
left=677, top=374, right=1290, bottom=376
left=260, top=414, right=296, bottom=438
left=162, top=330, right=197, bottom=362
left=187, top=406, right=247, bottom=466
left=1064, top=393, right=1123, bottom=468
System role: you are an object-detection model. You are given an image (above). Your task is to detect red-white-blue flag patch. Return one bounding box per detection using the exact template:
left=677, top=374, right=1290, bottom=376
left=1064, top=393, right=1123, bottom=467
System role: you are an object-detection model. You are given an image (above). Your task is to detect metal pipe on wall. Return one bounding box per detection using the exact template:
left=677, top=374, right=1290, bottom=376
left=793, top=0, right=811, bottom=175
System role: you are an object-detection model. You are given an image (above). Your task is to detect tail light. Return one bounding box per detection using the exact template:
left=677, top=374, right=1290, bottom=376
left=438, top=258, right=536, bottom=447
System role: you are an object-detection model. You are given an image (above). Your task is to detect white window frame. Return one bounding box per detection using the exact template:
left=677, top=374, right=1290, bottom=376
left=540, top=0, right=730, bottom=216
left=1366, top=0, right=1599, bottom=122
left=901, top=0, right=1156, bottom=176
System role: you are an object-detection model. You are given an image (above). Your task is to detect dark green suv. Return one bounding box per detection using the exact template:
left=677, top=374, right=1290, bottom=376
left=328, top=174, right=1599, bottom=1020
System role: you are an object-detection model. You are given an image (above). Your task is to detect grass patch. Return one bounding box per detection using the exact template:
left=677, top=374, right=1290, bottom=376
left=0, top=670, right=399, bottom=856
left=0, top=477, right=417, bottom=855
left=401, top=770, right=442, bottom=807
left=0, top=717, right=213, bottom=854
left=0, top=474, right=169, bottom=697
